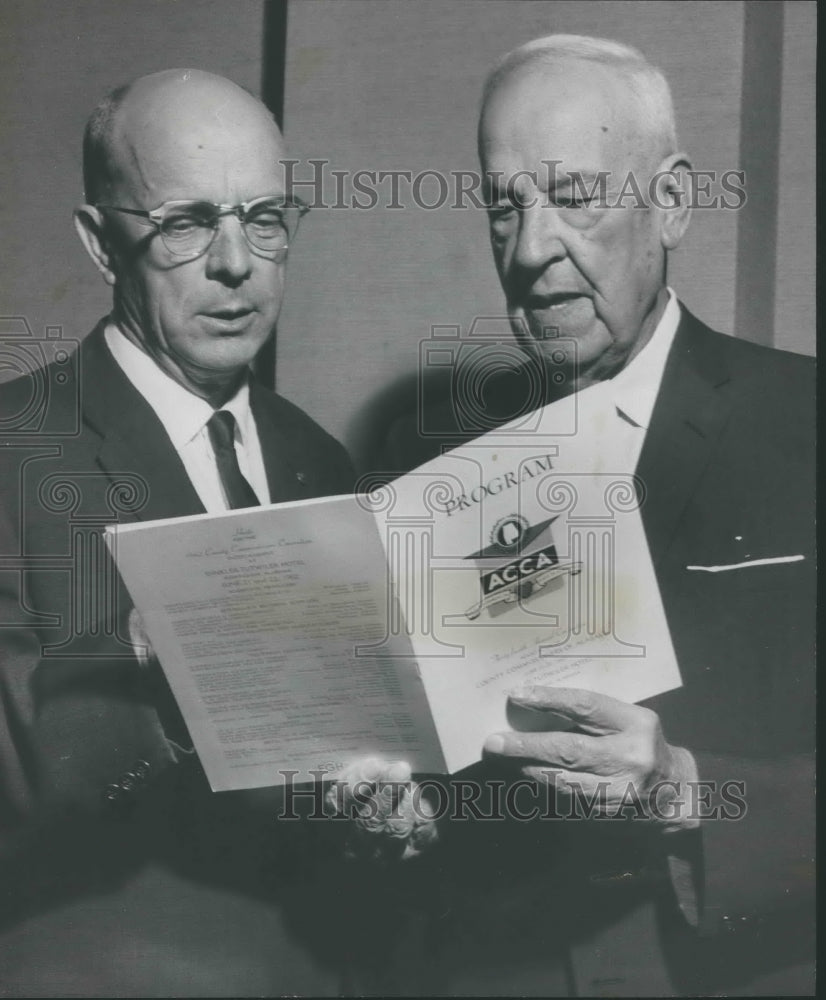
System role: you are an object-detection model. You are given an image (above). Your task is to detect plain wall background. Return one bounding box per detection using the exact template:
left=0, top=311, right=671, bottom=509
left=0, top=0, right=266, bottom=349
left=774, top=0, right=817, bottom=351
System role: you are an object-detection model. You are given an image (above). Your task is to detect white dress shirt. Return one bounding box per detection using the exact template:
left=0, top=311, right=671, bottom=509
left=104, top=323, right=270, bottom=512
left=531, top=288, right=681, bottom=476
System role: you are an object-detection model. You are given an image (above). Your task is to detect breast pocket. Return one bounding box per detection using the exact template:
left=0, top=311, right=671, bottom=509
left=683, top=555, right=810, bottom=595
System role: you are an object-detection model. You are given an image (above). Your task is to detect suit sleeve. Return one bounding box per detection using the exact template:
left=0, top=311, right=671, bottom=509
left=690, top=751, right=815, bottom=931
left=0, top=448, right=177, bottom=850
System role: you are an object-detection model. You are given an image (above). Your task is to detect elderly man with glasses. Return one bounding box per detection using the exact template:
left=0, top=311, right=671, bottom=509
left=0, top=69, right=422, bottom=997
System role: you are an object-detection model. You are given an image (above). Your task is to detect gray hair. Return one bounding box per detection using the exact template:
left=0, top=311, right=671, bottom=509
left=482, top=34, right=678, bottom=156
left=82, top=81, right=131, bottom=204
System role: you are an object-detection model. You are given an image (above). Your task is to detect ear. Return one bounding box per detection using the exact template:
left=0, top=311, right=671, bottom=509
left=74, top=205, right=117, bottom=286
left=650, top=153, right=692, bottom=251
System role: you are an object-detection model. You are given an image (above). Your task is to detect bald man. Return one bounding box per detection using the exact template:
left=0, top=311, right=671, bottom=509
left=378, top=36, right=814, bottom=996
left=0, top=70, right=412, bottom=997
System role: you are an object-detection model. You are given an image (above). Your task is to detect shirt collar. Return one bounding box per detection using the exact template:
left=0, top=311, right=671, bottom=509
left=608, top=288, right=681, bottom=430
left=104, top=322, right=253, bottom=448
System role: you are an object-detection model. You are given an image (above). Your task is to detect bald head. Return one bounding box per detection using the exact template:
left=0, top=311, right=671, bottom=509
left=83, top=69, right=285, bottom=206
left=479, top=35, right=678, bottom=170
left=480, top=57, right=666, bottom=189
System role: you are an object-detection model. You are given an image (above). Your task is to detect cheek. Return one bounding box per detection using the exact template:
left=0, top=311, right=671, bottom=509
left=119, top=268, right=169, bottom=330
left=256, top=264, right=286, bottom=314
left=151, top=280, right=191, bottom=337
left=581, top=222, right=647, bottom=294
left=564, top=233, right=606, bottom=293
left=628, top=213, right=663, bottom=274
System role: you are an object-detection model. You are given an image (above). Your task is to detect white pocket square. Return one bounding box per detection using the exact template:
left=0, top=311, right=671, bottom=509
left=686, top=555, right=804, bottom=573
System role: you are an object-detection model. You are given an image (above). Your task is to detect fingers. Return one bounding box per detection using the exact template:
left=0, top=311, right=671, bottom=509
left=508, top=684, right=656, bottom=735
left=382, top=759, right=412, bottom=783
left=484, top=728, right=623, bottom=774
left=326, top=758, right=414, bottom=816
left=336, top=756, right=411, bottom=785
left=325, top=757, right=438, bottom=862
left=127, top=607, right=155, bottom=667
left=522, top=764, right=602, bottom=796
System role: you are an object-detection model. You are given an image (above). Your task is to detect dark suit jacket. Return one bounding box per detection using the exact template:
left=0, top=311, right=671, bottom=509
left=0, top=322, right=359, bottom=996
left=371, top=306, right=815, bottom=996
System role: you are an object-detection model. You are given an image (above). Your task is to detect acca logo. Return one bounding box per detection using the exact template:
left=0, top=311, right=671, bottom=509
left=463, top=514, right=582, bottom=621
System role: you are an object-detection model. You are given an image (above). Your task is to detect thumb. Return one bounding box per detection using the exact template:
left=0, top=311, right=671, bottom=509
left=128, top=607, right=154, bottom=666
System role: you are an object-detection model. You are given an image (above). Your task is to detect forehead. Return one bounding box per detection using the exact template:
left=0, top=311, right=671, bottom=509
left=480, top=60, right=646, bottom=180
left=110, top=90, right=286, bottom=206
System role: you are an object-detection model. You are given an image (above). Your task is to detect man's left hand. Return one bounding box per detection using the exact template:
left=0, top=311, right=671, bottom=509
left=484, top=686, right=698, bottom=832
left=324, top=758, right=439, bottom=862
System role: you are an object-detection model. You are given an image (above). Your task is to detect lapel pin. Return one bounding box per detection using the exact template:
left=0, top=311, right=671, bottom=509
left=296, top=471, right=307, bottom=485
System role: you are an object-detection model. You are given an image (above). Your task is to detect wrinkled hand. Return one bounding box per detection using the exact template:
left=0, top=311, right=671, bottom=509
left=484, top=686, right=698, bottom=832
left=324, top=757, right=439, bottom=862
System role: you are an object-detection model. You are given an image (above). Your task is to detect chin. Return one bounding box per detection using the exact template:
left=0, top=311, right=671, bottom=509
left=216, top=329, right=270, bottom=358
left=187, top=348, right=258, bottom=379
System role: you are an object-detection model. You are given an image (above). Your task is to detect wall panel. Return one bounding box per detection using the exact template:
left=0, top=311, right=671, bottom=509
left=774, top=1, right=816, bottom=354
left=0, top=0, right=266, bottom=353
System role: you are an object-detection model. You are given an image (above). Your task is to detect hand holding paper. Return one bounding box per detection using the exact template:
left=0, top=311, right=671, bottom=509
left=324, top=758, right=439, bottom=862
left=107, top=431, right=681, bottom=788
left=130, top=602, right=438, bottom=857
left=484, top=686, right=698, bottom=831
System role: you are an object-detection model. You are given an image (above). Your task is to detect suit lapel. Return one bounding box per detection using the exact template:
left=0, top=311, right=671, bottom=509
left=635, top=308, right=734, bottom=566
left=79, top=323, right=205, bottom=522
left=250, top=382, right=317, bottom=503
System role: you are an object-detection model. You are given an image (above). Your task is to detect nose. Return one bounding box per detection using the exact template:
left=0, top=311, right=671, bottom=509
left=511, top=202, right=567, bottom=273
left=205, top=214, right=253, bottom=284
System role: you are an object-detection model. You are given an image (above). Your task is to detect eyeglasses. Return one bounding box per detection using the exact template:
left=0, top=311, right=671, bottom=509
left=97, top=195, right=310, bottom=259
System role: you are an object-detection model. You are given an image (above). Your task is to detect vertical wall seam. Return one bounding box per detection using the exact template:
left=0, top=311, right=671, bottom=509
left=734, top=0, right=784, bottom=347
left=257, top=0, right=289, bottom=389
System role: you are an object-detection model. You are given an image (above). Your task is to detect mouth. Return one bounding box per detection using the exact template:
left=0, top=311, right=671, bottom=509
left=200, top=307, right=256, bottom=332
left=525, top=291, right=588, bottom=310
left=520, top=291, right=594, bottom=337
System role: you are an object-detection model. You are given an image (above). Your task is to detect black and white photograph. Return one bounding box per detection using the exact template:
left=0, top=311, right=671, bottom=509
left=0, top=1, right=815, bottom=996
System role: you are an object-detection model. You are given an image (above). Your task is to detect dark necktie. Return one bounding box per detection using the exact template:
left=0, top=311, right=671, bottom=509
left=206, top=409, right=260, bottom=509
